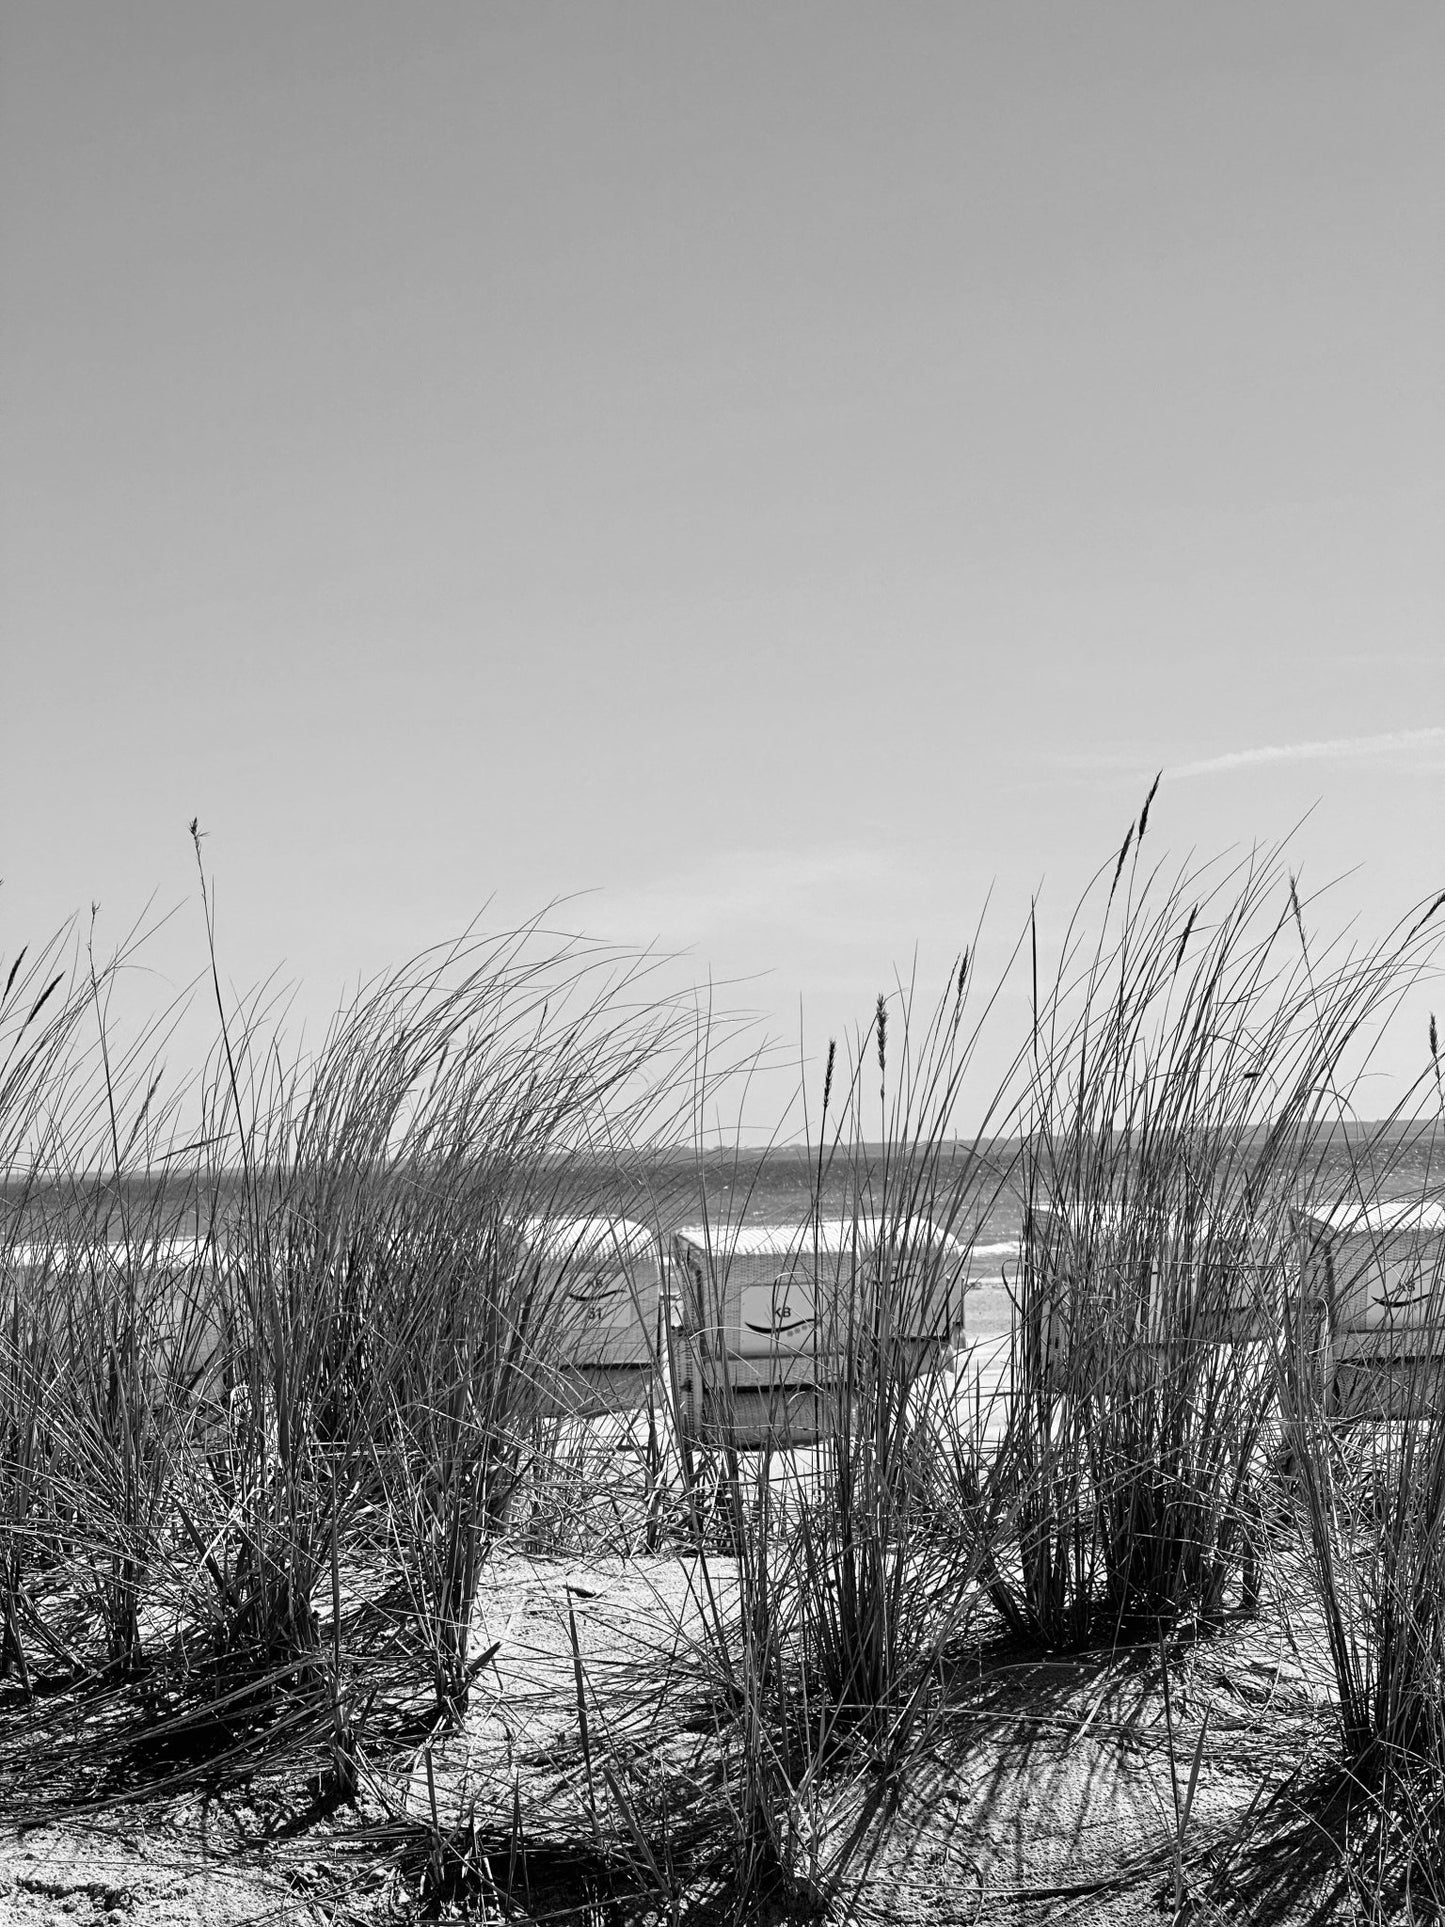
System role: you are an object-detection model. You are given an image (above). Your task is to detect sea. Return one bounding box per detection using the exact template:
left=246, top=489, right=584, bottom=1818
left=5, top=1126, right=1437, bottom=1346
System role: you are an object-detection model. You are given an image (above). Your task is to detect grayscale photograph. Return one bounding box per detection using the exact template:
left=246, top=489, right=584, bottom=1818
left=1, top=7, right=1442, bottom=1922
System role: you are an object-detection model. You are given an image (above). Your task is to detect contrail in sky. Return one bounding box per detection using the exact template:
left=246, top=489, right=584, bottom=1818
left=1172, top=726, right=1445, bottom=780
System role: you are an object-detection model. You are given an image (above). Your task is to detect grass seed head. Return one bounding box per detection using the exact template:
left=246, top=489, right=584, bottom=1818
left=1138, top=770, right=1161, bottom=842
left=1110, top=823, right=1135, bottom=898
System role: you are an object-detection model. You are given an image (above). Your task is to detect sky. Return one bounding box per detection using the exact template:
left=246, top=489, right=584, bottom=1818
left=2, top=3, right=1442, bottom=1135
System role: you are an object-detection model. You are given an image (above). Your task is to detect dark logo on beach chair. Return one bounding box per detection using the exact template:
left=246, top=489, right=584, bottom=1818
left=741, top=1269, right=815, bottom=1339
left=564, top=1268, right=630, bottom=1325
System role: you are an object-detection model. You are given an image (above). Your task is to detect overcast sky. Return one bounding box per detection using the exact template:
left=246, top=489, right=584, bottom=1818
left=3, top=4, right=1441, bottom=1130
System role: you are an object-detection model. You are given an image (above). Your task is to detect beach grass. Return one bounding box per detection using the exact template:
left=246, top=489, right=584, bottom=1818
left=2, top=828, right=1443, bottom=1920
